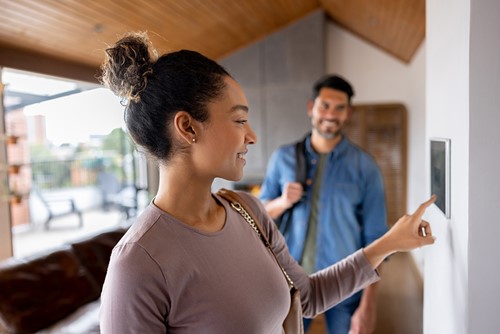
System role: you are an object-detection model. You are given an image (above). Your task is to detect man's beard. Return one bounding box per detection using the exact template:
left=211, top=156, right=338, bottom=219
left=313, top=124, right=342, bottom=140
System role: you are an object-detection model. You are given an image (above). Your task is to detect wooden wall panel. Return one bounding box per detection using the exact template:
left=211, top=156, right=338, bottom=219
left=345, top=104, right=407, bottom=226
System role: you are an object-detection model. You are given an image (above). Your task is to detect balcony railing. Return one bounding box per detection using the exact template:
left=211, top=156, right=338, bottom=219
left=29, top=157, right=126, bottom=190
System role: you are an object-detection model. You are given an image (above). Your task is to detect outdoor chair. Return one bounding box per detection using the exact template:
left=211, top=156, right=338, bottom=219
left=97, top=171, right=139, bottom=220
left=29, top=187, right=84, bottom=230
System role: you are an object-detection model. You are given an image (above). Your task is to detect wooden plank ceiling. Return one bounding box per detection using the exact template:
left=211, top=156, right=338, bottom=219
left=0, top=0, right=424, bottom=82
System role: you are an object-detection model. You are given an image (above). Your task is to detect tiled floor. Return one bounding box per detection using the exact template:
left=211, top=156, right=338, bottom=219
left=12, top=209, right=126, bottom=258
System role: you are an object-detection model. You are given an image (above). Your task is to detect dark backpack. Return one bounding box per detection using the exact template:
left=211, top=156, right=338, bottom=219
left=274, top=135, right=308, bottom=236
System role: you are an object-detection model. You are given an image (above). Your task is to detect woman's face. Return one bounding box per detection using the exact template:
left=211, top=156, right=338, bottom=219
left=193, top=76, right=257, bottom=181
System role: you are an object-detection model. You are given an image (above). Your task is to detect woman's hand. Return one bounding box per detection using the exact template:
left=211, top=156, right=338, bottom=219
left=363, top=195, right=437, bottom=269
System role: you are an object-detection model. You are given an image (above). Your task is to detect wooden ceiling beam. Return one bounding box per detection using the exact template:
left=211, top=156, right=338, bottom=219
left=0, top=43, right=100, bottom=84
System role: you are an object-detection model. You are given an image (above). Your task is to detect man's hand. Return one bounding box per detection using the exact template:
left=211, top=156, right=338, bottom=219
left=280, top=182, right=303, bottom=209
left=348, top=281, right=378, bottom=334
left=348, top=301, right=376, bottom=334
left=263, top=182, right=303, bottom=219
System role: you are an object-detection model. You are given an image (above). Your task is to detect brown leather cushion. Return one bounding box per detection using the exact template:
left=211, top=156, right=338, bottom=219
left=0, top=247, right=100, bottom=334
left=70, top=227, right=127, bottom=288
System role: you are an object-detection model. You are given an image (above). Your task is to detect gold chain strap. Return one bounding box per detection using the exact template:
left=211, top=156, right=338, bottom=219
left=230, top=202, right=296, bottom=288
left=230, top=202, right=261, bottom=238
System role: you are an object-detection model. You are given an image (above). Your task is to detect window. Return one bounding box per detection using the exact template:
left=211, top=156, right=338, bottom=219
left=1, top=68, right=148, bottom=258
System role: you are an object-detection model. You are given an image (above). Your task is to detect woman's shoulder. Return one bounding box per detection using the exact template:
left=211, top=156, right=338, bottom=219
left=216, top=189, right=276, bottom=238
left=233, top=189, right=261, bottom=206
left=113, top=204, right=188, bottom=263
left=117, top=204, right=163, bottom=244
left=218, top=189, right=265, bottom=216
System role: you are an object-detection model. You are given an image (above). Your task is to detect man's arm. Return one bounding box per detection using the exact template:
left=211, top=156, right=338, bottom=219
left=349, top=158, right=388, bottom=333
left=361, top=161, right=389, bottom=245
left=349, top=268, right=382, bottom=334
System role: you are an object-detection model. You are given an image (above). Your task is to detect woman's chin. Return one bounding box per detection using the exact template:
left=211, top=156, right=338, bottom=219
left=222, top=172, right=244, bottom=182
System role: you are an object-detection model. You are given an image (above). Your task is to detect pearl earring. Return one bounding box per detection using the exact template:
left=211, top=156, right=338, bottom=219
left=192, top=137, right=196, bottom=143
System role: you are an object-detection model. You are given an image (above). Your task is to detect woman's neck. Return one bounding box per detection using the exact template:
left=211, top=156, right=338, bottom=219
left=153, top=164, right=225, bottom=232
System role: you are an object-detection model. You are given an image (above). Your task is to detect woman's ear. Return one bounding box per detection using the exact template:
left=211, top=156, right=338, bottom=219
left=173, top=111, right=197, bottom=145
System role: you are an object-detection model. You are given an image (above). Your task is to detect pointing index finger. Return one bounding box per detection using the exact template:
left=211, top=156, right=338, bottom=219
left=412, top=194, right=437, bottom=219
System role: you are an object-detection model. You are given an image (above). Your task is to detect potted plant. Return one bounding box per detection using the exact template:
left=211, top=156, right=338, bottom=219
left=0, top=182, right=23, bottom=204
left=9, top=192, right=23, bottom=204
left=8, top=164, right=22, bottom=174
left=6, top=135, right=20, bottom=145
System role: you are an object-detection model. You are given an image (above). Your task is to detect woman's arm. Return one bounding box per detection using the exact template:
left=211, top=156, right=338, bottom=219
left=237, top=191, right=436, bottom=318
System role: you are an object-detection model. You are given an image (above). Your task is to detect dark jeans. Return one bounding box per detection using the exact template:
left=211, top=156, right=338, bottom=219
left=304, top=291, right=361, bottom=334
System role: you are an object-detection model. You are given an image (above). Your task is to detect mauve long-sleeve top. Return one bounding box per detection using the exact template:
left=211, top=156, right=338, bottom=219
left=99, top=191, right=379, bottom=333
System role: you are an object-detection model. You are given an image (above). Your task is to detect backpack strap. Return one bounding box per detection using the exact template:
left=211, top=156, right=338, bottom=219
left=294, top=135, right=308, bottom=188
left=276, top=134, right=308, bottom=235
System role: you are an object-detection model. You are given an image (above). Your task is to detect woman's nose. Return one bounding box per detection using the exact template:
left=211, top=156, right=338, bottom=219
left=246, top=124, right=257, bottom=144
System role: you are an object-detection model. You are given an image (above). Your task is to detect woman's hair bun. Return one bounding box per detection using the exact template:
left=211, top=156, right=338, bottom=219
left=100, top=31, right=158, bottom=103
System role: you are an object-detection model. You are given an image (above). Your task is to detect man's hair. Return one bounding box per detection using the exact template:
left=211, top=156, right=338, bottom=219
left=312, top=75, right=355, bottom=104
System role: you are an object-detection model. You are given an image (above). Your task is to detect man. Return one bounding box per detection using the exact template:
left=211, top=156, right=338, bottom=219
left=259, top=75, right=388, bottom=334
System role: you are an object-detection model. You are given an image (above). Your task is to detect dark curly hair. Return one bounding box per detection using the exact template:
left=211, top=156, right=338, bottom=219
left=100, top=32, right=230, bottom=162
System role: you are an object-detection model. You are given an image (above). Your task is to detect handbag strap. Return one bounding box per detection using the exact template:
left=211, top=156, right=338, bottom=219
left=217, top=188, right=296, bottom=289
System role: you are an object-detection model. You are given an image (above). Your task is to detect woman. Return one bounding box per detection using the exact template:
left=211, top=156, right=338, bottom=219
left=99, top=32, right=435, bottom=333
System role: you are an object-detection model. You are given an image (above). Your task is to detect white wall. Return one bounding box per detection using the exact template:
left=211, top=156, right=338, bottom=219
left=425, top=0, right=470, bottom=333
left=469, top=0, right=500, bottom=332
left=221, top=10, right=325, bottom=179
left=329, top=1, right=500, bottom=332
left=324, top=21, right=428, bottom=268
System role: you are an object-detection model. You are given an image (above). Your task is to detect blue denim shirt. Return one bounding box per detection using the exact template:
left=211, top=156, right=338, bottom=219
left=259, top=134, right=388, bottom=271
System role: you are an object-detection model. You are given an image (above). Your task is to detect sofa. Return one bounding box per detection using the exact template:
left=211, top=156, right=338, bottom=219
left=0, top=226, right=128, bottom=334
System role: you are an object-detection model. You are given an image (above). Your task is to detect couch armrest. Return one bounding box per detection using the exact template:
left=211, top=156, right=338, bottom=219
left=70, top=227, right=127, bottom=288
left=0, top=247, right=100, bottom=334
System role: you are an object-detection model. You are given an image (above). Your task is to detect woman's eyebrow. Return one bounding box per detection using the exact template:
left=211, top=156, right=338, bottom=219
left=230, top=105, right=249, bottom=113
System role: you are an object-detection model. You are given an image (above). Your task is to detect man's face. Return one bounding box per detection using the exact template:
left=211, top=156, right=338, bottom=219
left=308, top=87, right=351, bottom=140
